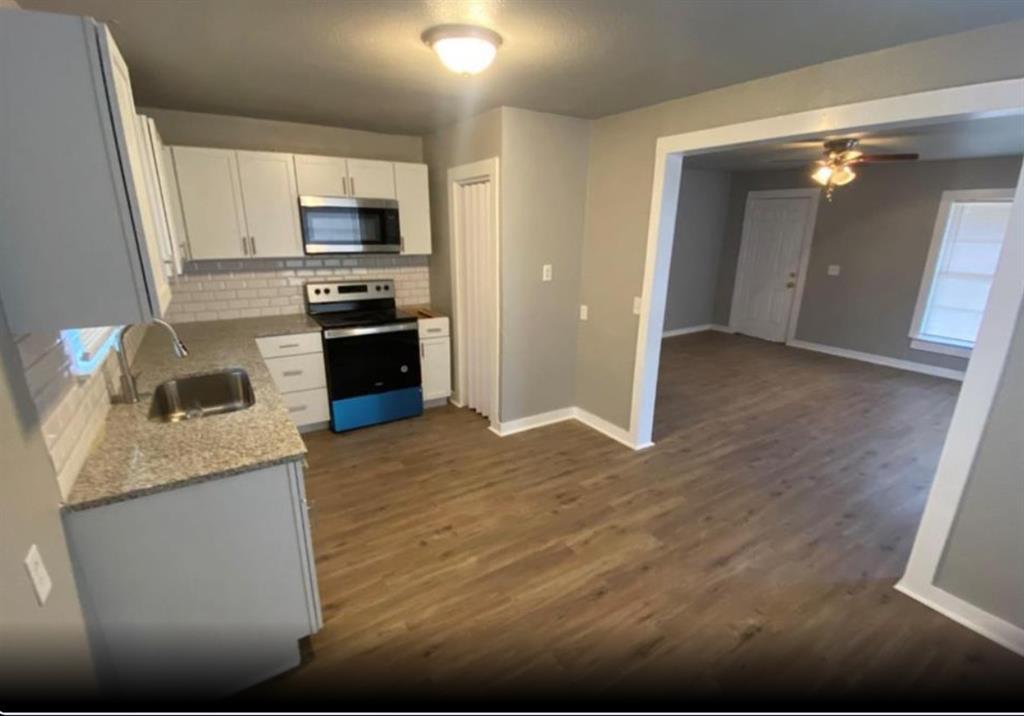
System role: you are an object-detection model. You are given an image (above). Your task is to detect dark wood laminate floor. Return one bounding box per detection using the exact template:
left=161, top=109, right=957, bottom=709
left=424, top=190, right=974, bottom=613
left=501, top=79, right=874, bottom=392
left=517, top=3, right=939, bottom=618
left=255, top=332, right=1023, bottom=708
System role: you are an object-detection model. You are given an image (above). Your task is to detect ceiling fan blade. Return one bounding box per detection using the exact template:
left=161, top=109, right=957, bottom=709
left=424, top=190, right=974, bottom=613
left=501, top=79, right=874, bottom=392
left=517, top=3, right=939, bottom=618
left=855, top=153, right=919, bottom=162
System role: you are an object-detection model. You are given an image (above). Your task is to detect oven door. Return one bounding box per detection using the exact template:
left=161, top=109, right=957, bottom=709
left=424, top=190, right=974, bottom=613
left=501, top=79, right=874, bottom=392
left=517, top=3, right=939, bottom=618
left=322, top=323, right=422, bottom=432
left=300, top=196, right=401, bottom=254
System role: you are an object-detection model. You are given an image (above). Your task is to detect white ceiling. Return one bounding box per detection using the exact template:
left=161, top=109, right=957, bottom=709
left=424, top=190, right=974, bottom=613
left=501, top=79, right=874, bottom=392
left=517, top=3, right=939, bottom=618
left=18, top=0, right=1024, bottom=135
left=683, top=114, right=1024, bottom=171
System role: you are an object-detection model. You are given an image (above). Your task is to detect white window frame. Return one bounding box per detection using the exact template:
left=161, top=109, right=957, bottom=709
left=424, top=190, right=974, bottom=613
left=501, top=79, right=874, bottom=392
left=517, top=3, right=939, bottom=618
left=909, top=188, right=1015, bottom=359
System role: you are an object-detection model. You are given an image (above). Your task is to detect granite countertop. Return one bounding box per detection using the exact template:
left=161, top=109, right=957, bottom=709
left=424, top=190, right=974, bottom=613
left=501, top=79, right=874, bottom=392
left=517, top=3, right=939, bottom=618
left=64, top=313, right=322, bottom=512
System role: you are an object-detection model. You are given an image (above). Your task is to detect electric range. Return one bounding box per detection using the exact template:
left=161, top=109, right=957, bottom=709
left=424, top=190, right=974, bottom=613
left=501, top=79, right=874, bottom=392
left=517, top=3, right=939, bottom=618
left=305, top=280, right=422, bottom=432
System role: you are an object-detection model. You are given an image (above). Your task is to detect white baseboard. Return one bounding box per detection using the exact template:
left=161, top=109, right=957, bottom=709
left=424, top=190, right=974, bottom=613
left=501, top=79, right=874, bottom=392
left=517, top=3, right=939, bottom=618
left=663, top=323, right=731, bottom=338
left=490, top=408, right=575, bottom=437
left=895, top=579, right=1024, bottom=657
left=490, top=406, right=648, bottom=449
left=572, top=407, right=644, bottom=449
left=787, top=339, right=965, bottom=381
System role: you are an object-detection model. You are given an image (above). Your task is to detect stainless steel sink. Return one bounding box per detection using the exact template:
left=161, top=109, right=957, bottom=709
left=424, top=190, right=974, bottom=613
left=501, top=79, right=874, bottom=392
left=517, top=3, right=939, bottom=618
left=149, top=368, right=255, bottom=422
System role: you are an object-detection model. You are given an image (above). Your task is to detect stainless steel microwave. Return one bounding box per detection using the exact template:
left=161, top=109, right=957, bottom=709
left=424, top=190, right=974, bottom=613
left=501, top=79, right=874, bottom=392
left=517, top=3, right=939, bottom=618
left=298, top=196, right=401, bottom=254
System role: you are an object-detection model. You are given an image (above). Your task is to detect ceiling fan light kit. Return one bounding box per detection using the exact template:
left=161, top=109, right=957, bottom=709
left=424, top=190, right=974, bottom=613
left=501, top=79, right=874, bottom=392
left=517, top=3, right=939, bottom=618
left=810, top=138, right=918, bottom=201
left=422, top=24, right=503, bottom=75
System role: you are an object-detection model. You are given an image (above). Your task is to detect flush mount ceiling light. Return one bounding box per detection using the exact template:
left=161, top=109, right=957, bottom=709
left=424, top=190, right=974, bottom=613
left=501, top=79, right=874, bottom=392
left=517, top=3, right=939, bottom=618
left=422, top=24, right=502, bottom=76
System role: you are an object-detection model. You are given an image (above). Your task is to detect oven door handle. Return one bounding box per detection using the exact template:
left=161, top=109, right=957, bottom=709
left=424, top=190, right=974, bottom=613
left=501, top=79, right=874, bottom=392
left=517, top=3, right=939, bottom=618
left=324, top=323, right=419, bottom=340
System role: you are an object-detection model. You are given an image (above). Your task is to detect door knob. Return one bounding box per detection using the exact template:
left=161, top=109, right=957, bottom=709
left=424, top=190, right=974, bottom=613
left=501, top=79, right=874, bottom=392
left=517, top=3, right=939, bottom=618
left=786, top=281, right=796, bottom=288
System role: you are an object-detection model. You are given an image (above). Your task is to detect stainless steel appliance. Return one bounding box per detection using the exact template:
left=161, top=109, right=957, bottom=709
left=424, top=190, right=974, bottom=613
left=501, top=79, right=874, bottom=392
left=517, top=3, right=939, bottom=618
left=306, top=280, right=422, bottom=432
left=299, top=196, right=401, bottom=254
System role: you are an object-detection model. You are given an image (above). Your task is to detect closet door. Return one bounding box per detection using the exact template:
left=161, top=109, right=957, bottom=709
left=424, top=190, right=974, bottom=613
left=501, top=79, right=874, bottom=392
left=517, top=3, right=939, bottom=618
left=173, top=147, right=249, bottom=259
left=236, top=151, right=302, bottom=257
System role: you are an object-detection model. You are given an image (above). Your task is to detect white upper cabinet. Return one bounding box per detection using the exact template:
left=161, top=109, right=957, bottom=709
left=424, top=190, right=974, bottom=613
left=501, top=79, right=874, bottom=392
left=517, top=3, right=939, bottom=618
left=0, top=11, right=170, bottom=332
left=294, top=155, right=348, bottom=197
left=235, top=151, right=303, bottom=257
left=173, top=147, right=249, bottom=260
left=138, top=117, right=183, bottom=279
left=394, top=163, right=432, bottom=255
left=294, top=155, right=396, bottom=199
left=346, top=159, right=396, bottom=199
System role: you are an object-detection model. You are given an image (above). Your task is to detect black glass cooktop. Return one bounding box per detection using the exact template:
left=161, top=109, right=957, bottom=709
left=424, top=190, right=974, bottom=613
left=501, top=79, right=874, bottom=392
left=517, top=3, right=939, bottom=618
left=310, top=308, right=417, bottom=330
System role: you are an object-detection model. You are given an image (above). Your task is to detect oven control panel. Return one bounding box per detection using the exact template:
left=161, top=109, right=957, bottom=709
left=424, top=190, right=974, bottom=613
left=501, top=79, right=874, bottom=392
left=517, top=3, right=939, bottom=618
left=306, top=280, right=394, bottom=304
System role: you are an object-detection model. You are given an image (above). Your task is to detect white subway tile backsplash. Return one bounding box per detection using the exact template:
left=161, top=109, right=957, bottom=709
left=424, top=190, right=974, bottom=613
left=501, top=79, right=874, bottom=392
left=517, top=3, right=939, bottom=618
left=165, top=256, right=431, bottom=323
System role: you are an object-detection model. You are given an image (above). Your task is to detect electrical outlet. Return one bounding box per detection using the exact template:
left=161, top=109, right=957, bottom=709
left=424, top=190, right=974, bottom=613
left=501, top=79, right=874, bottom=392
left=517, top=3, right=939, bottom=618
left=542, top=264, right=552, bottom=282
left=24, top=544, right=52, bottom=606
left=633, top=296, right=642, bottom=315
left=579, top=304, right=588, bottom=321
left=827, top=264, right=841, bottom=276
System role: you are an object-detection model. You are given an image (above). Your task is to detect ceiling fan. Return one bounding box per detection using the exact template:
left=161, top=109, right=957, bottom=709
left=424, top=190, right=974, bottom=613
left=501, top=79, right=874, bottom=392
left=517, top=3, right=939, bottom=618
left=809, top=138, right=918, bottom=200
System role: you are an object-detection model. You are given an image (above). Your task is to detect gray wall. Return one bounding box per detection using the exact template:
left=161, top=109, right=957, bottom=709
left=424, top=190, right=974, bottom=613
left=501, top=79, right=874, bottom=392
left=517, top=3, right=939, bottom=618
left=0, top=300, right=95, bottom=699
left=710, top=156, right=1022, bottom=371
left=575, top=19, right=1024, bottom=429
left=935, top=302, right=1024, bottom=627
left=142, top=107, right=422, bottom=162
left=500, top=108, right=590, bottom=421
left=664, top=169, right=732, bottom=332
left=421, top=108, right=503, bottom=318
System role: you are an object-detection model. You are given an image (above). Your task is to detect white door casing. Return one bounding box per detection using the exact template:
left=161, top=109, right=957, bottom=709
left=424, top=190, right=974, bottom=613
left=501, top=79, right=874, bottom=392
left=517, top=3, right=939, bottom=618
left=729, top=189, right=819, bottom=342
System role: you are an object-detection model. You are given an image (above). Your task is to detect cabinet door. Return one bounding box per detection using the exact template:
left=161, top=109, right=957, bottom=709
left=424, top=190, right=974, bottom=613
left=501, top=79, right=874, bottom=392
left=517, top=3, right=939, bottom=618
left=101, top=31, right=172, bottom=316
left=294, top=154, right=348, bottom=197
left=421, top=337, right=451, bottom=401
left=394, top=163, right=431, bottom=255
left=346, top=158, right=396, bottom=199
left=173, top=147, right=249, bottom=259
left=160, top=145, right=191, bottom=263
left=236, top=151, right=303, bottom=257
left=141, top=118, right=183, bottom=276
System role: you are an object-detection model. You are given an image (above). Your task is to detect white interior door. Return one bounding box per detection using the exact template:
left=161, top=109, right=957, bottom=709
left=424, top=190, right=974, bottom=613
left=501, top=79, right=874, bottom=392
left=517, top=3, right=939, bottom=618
left=730, top=190, right=818, bottom=342
left=236, top=151, right=303, bottom=257
left=450, top=160, right=499, bottom=423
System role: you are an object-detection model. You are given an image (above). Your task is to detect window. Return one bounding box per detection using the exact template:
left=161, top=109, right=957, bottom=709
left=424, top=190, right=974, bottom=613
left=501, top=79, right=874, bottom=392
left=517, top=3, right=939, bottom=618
left=910, top=189, right=1015, bottom=358
left=61, top=327, right=121, bottom=376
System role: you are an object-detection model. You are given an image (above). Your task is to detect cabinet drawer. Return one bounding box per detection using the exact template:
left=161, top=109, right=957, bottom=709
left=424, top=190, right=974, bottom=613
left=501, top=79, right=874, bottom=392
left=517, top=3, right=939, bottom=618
left=265, top=353, right=326, bottom=393
left=256, top=332, right=323, bottom=359
left=418, top=317, right=449, bottom=339
left=281, top=388, right=329, bottom=428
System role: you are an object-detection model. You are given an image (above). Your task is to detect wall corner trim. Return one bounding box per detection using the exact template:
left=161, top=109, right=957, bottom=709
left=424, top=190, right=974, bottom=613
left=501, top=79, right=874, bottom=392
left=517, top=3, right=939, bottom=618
left=895, top=579, right=1024, bottom=657
left=786, top=339, right=966, bottom=381
left=662, top=324, right=731, bottom=338
left=491, top=406, right=647, bottom=450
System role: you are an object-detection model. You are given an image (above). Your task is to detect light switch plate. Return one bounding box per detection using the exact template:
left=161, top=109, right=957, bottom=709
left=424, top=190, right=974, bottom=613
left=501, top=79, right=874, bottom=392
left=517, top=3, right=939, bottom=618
left=579, top=304, right=588, bottom=321
left=633, top=296, right=642, bottom=315
left=827, top=264, right=841, bottom=276
left=24, top=544, right=52, bottom=606
left=542, top=264, right=552, bottom=282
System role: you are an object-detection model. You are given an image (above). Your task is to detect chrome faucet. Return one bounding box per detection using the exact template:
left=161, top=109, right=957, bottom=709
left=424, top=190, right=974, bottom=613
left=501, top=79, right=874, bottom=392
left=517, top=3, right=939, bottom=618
left=115, top=319, right=189, bottom=404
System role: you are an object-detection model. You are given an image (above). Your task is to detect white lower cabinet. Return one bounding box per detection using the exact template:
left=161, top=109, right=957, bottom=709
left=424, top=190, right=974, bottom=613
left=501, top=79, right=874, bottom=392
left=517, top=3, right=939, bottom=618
left=258, top=332, right=329, bottom=431
left=63, top=460, right=321, bottom=698
left=418, top=317, right=451, bottom=403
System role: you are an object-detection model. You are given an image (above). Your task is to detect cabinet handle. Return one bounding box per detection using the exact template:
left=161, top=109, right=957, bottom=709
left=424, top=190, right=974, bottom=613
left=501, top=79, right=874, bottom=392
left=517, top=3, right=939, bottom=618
left=426, top=328, right=442, bottom=334
left=241, top=236, right=248, bottom=255
left=350, top=177, right=357, bottom=196
left=282, top=369, right=304, bottom=377
left=342, top=176, right=349, bottom=196
left=420, top=342, right=424, bottom=358
left=278, top=343, right=300, bottom=349
left=288, top=404, right=308, bottom=412
left=249, top=236, right=257, bottom=255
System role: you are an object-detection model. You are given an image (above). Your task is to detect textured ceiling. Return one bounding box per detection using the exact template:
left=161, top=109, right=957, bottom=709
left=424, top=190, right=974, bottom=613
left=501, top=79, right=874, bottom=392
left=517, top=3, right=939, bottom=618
left=684, top=114, right=1024, bottom=171
left=18, top=0, right=1024, bottom=134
